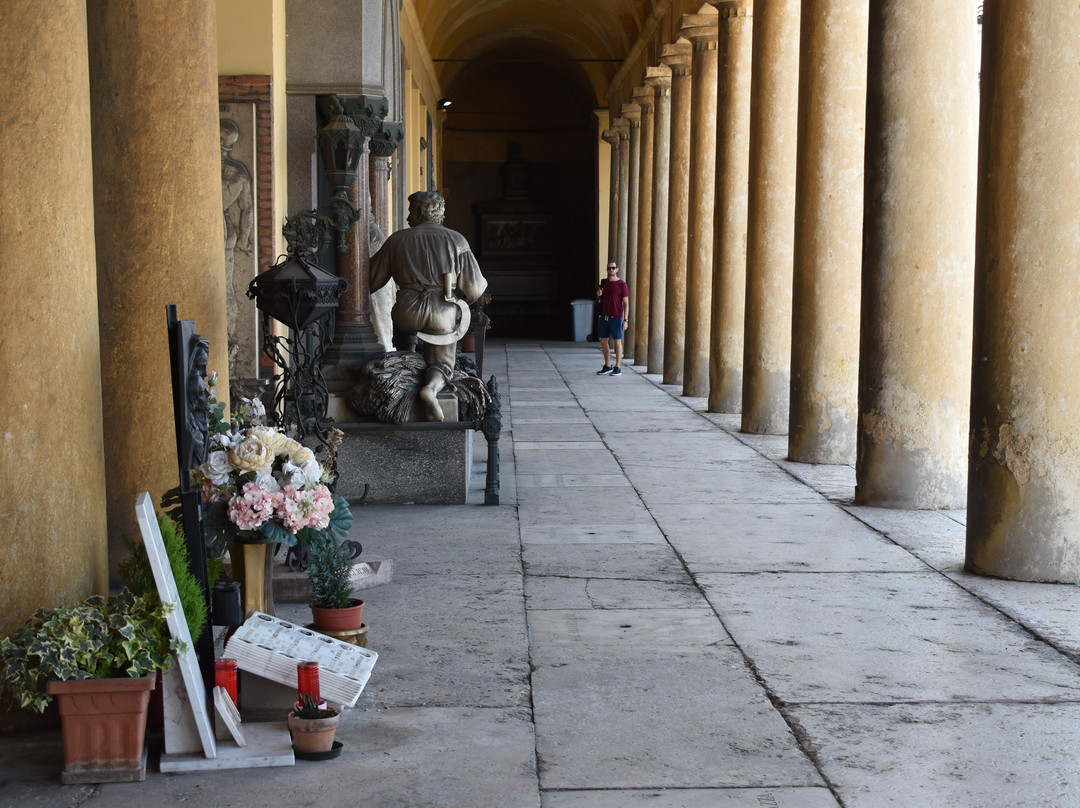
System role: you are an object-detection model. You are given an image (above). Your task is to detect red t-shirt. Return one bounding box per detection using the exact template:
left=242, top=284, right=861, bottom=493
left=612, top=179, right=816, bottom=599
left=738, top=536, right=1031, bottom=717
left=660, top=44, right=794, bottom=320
left=599, top=278, right=630, bottom=319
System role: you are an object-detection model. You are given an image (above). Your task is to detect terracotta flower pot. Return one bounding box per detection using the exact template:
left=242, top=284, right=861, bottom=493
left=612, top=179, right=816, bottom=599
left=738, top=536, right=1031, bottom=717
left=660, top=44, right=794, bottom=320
left=46, top=675, right=156, bottom=784
left=310, top=598, right=364, bottom=632
left=287, top=709, right=340, bottom=753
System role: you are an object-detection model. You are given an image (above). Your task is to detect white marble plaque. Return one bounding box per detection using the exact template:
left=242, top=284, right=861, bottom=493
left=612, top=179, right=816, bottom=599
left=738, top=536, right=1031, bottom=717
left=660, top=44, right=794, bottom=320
left=135, top=492, right=217, bottom=759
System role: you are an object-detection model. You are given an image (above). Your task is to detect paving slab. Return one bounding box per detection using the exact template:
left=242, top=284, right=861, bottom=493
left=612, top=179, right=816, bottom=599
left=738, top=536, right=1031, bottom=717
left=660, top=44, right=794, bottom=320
left=521, top=523, right=666, bottom=545
left=523, top=542, right=689, bottom=582
left=528, top=608, right=730, bottom=653
left=512, top=422, right=603, bottom=442
left=354, top=575, right=530, bottom=710
left=632, top=471, right=828, bottom=506
left=514, top=448, right=625, bottom=476
left=698, top=571, right=1080, bottom=704
left=531, top=652, right=824, bottom=791
left=543, top=788, right=840, bottom=807
left=518, top=474, right=632, bottom=488
left=524, top=577, right=705, bottom=610
left=793, top=702, right=1080, bottom=808
left=657, top=503, right=929, bottom=573
left=517, top=486, right=652, bottom=523
left=356, top=503, right=522, bottom=576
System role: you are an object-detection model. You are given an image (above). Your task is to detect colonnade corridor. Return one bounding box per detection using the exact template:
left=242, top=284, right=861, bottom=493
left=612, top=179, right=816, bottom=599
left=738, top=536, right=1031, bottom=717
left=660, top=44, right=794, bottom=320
left=6, top=341, right=1080, bottom=807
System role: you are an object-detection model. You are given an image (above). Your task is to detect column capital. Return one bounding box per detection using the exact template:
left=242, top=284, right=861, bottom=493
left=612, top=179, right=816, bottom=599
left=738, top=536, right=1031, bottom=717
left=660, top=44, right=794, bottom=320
left=620, top=102, right=642, bottom=126
left=661, top=40, right=693, bottom=74
left=632, top=85, right=656, bottom=114
left=612, top=117, right=630, bottom=140
left=680, top=6, right=720, bottom=48
left=713, top=0, right=753, bottom=18
left=601, top=128, right=621, bottom=148
left=644, top=65, right=672, bottom=92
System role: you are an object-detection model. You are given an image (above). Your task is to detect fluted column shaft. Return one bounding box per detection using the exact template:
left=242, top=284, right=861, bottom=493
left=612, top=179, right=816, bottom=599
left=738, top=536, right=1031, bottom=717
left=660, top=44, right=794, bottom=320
left=681, top=8, right=720, bottom=396
left=646, top=66, right=673, bottom=374
left=1, top=0, right=108, bottom=633
left=708, top=1, right=754, bottom=413
left=856, top=0, right=979, bottom=508
left=662, top=40, right=694, bottom=386
left=966, top=4, right=1080, bottom=582
left=621, top=103, right=642, bottom=360
left=788, top=0, right=868, bottom=464
left=88, top=0, right=230, bottom=564
left=632, top=86, right=656, bottom=365
left=741, top=0, right=799, bottom=434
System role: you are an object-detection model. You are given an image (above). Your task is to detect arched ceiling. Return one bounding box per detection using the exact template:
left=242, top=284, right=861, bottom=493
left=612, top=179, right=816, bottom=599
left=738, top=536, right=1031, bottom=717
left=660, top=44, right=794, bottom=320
left=414, top=0, right=658, bottom=104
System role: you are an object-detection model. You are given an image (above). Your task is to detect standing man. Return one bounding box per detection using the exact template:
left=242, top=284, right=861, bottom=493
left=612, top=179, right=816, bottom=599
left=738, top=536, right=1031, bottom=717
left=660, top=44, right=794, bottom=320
left=370, top=190, right=488, bottom=421
left=596, top=260, right=630, bottom=376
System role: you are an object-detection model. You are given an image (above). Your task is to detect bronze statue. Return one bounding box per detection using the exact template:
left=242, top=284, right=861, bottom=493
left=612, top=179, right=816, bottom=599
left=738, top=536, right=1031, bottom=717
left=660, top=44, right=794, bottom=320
left=369, top=190, right=488, bottom=421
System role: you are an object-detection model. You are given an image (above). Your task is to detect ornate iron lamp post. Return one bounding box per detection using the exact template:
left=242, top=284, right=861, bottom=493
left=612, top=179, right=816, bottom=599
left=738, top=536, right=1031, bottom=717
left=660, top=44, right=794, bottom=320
left=247, top=212, right=348, bottom=445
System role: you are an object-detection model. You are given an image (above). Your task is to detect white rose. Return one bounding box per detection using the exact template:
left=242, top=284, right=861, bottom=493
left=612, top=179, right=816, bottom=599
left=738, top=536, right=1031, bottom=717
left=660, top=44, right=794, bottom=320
left=203, top=450, right=233, bottom=485
left=254, top=471, right=281, bottom=493
left=301, top=460, right=323, bottom=486
left=280, top=462, right=307, bottom=488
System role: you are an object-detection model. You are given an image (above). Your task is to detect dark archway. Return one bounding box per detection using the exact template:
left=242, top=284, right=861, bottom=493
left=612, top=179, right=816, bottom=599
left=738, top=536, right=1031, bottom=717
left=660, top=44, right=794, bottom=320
left=440, top=44, right=598, bottom=339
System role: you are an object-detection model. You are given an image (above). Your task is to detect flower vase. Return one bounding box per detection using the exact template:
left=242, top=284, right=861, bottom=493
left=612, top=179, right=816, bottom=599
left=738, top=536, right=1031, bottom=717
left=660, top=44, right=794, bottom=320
left=230, top=540, right=276, bottom=618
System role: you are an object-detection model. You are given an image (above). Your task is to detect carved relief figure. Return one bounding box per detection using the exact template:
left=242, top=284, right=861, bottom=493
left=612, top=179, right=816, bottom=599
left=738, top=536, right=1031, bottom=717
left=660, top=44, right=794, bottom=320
left=220, top=117, right=254, bottom=377
left=369, top=191, right=488, bottom=421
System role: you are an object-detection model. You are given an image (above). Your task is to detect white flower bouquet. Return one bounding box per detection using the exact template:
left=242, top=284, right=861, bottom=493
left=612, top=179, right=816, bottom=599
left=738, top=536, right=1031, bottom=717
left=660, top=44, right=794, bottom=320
left=190, top=387, right=351, bottom=556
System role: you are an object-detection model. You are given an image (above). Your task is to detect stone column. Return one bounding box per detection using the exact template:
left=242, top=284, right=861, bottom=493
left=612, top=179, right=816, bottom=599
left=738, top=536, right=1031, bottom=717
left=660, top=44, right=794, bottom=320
left=87, top=0, right=230, bottom=565
left=324, top=96, right=387, bottom=365
left=631, top=85, right=656, bottom=367
left=662, top=40, right=694, bottom=386
left=741, top=0, right=799, bottom=434
left=680, top=7, right=720, bottom=397
left=614, top=118, right=631, bottom=279
left=966, top=5, right=1080, bottom=582
left=708, top=0, right=754, bottom=414
left=1, top=0, right=109, bottom=629
left=621, top=103, right=642, bottom=361
left=856, top=1, right=978, bottom=508
left=369, top=122, right=403, bottom=352
left=645, top=66, right=673, bottom=374
left=788, top=0, right=868, bottom=465
left=601, top=128, right=622, bottom=261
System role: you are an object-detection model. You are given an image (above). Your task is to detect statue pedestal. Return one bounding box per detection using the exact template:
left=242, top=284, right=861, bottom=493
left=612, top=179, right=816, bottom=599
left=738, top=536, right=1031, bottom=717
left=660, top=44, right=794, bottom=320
left=333, top=419, right=474, bottom=505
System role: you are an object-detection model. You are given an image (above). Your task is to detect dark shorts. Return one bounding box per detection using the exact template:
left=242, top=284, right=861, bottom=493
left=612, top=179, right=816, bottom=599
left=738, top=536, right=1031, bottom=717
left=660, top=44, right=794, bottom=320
left=598, top=315, right=624, bottom=340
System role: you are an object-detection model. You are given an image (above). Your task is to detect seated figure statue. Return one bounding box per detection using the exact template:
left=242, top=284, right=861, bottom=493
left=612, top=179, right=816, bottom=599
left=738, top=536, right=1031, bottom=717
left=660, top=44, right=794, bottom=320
left=369, top=190, right=488, bottom=421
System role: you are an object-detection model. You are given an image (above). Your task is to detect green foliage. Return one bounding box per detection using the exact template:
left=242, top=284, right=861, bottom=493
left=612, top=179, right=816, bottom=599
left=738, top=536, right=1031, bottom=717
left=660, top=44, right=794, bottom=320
left=294, top=692, right=337, bottom=719
left=306, top=532, right=355, bottom=610
left=117, top=514, right=209, bottom=643
left=303, top=491, right=357, bottom=609
left=0, top=590, right=183, bottom=713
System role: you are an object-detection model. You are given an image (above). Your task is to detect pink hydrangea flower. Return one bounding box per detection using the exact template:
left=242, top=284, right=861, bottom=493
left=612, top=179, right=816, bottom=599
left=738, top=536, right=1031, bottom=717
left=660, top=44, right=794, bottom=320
left=275, top=484, right=335, bottom=533
left=228, top=482, right=277, bottom=531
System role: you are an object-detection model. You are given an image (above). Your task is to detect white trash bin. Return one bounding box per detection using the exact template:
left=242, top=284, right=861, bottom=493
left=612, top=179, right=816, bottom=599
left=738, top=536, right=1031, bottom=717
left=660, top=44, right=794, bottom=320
left=570, top=299, right=595, bottom=342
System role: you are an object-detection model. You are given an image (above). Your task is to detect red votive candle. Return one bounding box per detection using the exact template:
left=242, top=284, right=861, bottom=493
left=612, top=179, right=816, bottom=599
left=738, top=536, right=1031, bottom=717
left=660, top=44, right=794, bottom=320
left=215, top=658, right=238, bottom=706
left=297, top=660, right=320, bottom=705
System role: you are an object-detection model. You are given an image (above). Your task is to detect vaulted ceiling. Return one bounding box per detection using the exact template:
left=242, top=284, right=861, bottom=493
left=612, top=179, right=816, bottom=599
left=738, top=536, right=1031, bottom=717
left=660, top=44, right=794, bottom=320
left=414, top=0, right=659, bottom=104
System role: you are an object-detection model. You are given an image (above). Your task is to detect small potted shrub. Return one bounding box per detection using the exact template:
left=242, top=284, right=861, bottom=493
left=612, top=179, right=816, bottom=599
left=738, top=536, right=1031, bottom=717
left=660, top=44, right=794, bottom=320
left=287, top=693, right=340, bottom=754
left=0, top=590, right=183, bottom=783
left=306, top=532, right=364, bottom=633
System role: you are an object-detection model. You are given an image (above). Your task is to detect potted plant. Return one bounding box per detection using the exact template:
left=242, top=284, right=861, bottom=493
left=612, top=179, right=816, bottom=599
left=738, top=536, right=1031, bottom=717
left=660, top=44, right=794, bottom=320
left=307, top=532, right=364, bottom=633
left=287, top=693, right=340, bottom=755
left=0, top=590, right=183, bottom=783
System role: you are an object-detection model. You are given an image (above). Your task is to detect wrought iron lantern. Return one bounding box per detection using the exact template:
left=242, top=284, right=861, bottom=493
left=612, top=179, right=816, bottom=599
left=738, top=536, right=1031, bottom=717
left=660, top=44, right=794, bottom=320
left=317, top=111, right=364, bottom=252
left=247, top=227, right=348, bottom=444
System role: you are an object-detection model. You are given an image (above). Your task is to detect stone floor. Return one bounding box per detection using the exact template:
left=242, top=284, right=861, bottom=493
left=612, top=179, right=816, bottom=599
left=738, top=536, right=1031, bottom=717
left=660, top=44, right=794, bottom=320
left=5, top=340, right=1080, bottom=807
